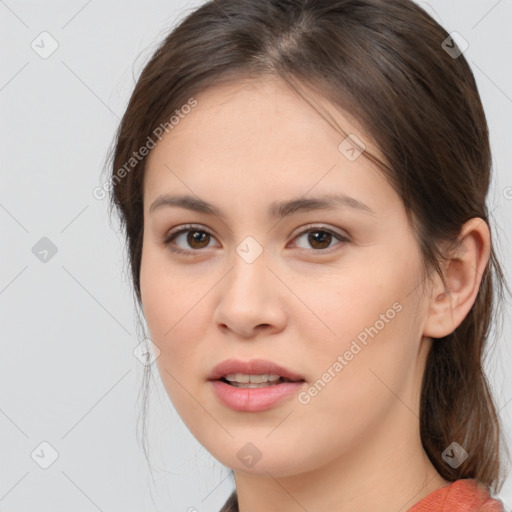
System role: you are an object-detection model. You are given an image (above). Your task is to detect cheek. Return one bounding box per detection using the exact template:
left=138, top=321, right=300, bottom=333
left=140, top=256, right=207, bottom=423
left=140, top=242, right=192, bottom=339
left=304, top=270, right=423, bottom=421
left=139, top=242, right=211, bottom=378
left=294, top=255, right=421, bottom=396
left=140, top=248, right=184, bottom=388
left=292, top=305, right=419, bottom=461
left=295, top=266, right=402, bottom=348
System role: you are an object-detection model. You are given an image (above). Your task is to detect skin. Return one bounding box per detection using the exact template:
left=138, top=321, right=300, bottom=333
left=139, top=76, right=490, bottom=512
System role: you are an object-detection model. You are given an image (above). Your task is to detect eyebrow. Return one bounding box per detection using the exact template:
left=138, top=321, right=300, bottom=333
left=148, top=192, right=376, bottom=219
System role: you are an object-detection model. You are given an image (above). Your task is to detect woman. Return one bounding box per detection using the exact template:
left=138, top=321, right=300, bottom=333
left=108, top=0, right=509, bottom=510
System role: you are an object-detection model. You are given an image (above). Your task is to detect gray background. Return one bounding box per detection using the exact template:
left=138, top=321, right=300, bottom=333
left=1, top=0, right=511, bottom=510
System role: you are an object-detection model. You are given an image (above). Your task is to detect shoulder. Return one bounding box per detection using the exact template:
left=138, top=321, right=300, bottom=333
left=408, top=479, right=505, bottom=512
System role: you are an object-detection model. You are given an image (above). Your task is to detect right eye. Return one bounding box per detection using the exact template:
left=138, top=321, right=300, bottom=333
left=162, top=224, right=220, bottom=255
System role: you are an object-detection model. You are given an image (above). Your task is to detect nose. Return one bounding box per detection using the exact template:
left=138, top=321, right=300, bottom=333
left=213, top=249, right=288, bottom=339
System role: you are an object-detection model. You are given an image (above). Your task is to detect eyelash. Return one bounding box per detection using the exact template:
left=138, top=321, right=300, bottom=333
left=161, top=223, right=350, bottom=256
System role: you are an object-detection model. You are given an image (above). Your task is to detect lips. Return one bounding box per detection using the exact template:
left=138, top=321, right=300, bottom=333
left=208, top=358, right=306, bottom=412
left=208, top=358, right=306, bottom=383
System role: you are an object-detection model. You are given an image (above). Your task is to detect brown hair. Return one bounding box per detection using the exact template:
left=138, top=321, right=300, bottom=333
left=107, top=0, right=510, bottom=501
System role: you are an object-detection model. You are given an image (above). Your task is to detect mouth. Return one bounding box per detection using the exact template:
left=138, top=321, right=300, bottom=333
left=208, top=360, right=307, bottom=412
left=208, top=358, right=306, bottom=385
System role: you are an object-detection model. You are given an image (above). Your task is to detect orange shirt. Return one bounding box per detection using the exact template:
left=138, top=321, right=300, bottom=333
left=408, top=479, right=505, bottom=512
left=219, top=478, right=506, bottom=511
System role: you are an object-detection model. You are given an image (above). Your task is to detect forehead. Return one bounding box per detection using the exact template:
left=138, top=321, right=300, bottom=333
left=143, top=76, right=395, bottom=215
left=150, top=76, right=374, bottom=155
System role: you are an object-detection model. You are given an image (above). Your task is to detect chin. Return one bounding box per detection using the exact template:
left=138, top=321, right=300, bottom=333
left=206, top=441, right=314, bottom=477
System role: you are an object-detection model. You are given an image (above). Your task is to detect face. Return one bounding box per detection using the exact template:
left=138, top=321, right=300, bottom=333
left=140, top=76, right=432, bottom=477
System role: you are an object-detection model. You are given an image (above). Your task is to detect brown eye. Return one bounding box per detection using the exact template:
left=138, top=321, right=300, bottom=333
left=307, top=230, right=332, bottom=250
left=163, top=225, right=218, bottom=254
left=186, top=230, right=210, bottom=249
left=292, top=226, right=349, bottom=253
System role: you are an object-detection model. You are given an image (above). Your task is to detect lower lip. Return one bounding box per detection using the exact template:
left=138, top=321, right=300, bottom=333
left=210, top=380, right=305, bottom=412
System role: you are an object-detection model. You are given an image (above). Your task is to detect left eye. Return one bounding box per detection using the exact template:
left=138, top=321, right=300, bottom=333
left=292, top=227, right=349, bottom=251
left=163, top=225, right=218, bottom=253
left=162, top=225, right=349, bottom=254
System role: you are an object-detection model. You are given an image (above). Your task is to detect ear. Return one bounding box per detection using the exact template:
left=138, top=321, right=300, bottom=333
left=423, top=217, right=491, bottom=338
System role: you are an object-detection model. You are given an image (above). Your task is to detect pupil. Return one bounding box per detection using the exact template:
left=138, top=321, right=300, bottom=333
left=309, top=231, right=331, bottom=249
left=188, top=230, right=209, bottom=248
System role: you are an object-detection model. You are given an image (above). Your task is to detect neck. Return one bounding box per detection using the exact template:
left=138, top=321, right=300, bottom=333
left=232, top=339, right=449, bottom=512
left=233, top=422, right=449, bottom=512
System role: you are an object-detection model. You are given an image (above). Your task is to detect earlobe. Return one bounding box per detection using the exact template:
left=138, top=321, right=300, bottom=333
left=423, top=217, right=491, bottom=339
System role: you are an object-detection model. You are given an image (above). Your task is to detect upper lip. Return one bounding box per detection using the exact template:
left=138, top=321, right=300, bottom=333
left=208, top=358, right=306, bottom=382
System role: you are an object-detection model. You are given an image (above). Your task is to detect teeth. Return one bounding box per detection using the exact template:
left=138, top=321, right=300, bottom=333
left=229, top=382, right=276, bottom=388
left=224, top=373, right=282, bottom=384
